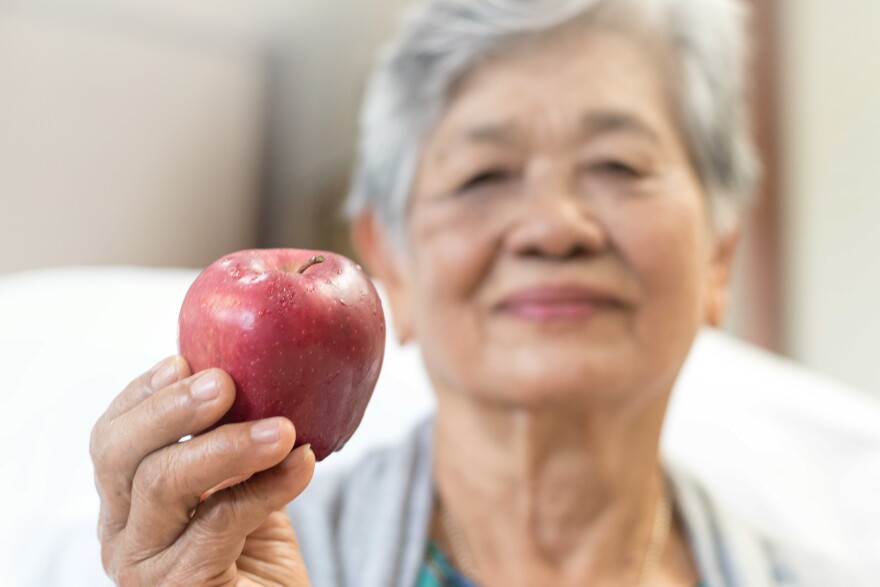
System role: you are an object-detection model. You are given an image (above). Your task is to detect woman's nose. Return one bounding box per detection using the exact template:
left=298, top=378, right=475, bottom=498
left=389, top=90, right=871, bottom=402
left=505, top=188, right=608, bottom=260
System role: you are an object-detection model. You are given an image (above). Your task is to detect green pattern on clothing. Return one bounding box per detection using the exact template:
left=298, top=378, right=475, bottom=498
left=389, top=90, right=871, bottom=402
left=417, top=540, right=710, bottom=587
left=416, top=541, right=479, bottom=587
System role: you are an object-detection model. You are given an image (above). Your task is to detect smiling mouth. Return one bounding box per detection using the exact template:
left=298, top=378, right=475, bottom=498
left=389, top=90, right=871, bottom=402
left=496, top=286, right=625, bottom=322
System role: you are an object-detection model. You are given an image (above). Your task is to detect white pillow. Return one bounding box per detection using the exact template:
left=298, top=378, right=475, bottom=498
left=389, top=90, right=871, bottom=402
left=0, top=266, right=877, bottom=584
left=668, top=328, right=880, bottom=576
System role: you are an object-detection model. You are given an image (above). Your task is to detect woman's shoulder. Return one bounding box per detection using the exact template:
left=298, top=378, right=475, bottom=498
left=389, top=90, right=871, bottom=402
left=287, top=418, right=435, bottom=587
left=295, top=415, right=434, bottom=512
left=667, top=463, right=873, bottom=587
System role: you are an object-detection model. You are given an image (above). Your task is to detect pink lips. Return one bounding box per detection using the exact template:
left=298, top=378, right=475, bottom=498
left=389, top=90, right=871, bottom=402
left=497, top=286, right=622, bottom=322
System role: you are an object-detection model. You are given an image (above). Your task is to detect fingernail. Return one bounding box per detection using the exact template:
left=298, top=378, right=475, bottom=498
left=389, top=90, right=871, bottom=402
left=191, top=372, right=221, bottom=401
left=251, top=418, right=282, bottom=444
left=151, top=359, right=179, bottom=390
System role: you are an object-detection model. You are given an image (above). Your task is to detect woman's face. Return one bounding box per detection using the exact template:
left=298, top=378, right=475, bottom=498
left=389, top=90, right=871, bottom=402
left=366, top=27, right=736, bottom=407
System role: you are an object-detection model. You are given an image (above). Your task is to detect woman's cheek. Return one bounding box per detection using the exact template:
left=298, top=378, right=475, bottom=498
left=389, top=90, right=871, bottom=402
left=412, top=210, right=501, bottom=301
left=611, top=201, right=706, bottom=333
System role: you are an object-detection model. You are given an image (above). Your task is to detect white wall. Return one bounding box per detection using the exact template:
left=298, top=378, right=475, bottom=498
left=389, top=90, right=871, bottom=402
left=781, top=0, right=880, bottom=393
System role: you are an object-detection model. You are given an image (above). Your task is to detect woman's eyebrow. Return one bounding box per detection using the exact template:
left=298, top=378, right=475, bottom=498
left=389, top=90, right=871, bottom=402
left=580, top=111, right=660, bottom=144
left=452, top=111, right=659, bottom=147
left=461, top=120, right=519, bottom=146
left=443, top=111, right=660, bottom=156
left=430, top=120, right=519, bottom=162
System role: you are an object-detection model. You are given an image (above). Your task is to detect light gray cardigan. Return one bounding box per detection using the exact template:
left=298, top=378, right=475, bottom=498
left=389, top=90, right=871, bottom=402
left=288, top=418, right=862, bottom=587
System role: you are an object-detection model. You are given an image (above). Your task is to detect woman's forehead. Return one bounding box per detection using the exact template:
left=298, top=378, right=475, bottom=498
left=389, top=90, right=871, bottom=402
left=426, top=28, right=680, bottom=153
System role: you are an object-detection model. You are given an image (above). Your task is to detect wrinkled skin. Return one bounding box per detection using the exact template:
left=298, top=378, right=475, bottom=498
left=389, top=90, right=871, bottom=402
left=89, top=356, right=315, bottom=585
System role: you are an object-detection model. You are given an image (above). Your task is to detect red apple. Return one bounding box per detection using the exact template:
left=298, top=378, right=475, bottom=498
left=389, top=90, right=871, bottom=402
left=178, top=249, right=386, bottom=461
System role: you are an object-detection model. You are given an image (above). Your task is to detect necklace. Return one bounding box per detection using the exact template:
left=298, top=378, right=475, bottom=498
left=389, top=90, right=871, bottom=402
left=439, top=498, right=481, bottom=581
left=637, top=481, right=673, bottom=586
left=438, top=482, right=672, bottom=587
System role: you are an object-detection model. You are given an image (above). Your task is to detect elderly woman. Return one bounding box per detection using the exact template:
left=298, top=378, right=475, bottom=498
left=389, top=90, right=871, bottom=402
left=88, top=0, right=850, bottom=585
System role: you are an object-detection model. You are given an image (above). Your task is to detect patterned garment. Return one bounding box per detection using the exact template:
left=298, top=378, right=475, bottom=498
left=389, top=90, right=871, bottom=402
left=416, top=540, right=709, bottom=587
left=417, top=541, right=480, bottom=587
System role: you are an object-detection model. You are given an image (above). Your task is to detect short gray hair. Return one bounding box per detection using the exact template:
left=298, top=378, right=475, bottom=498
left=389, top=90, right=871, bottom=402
left=346, top=0, right=760, bottom=237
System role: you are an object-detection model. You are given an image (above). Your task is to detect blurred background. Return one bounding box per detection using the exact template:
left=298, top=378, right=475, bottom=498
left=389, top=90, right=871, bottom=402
left=1, top=0, right=878, bottom=395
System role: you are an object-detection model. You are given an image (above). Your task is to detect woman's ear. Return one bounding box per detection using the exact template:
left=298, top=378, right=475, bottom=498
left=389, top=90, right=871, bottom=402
left=704, top=229, right=740, bottom=328
left=352, top=213, right=415, bottom=344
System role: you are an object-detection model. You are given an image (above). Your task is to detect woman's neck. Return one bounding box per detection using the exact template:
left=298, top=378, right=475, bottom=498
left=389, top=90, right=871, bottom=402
left=431, top=387, right=693, bottom=586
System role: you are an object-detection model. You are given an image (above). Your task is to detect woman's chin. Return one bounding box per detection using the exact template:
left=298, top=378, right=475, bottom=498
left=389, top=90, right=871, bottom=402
left=425, top=340, right=662, bottom=409
left=463, top=369, right=644, bottom=410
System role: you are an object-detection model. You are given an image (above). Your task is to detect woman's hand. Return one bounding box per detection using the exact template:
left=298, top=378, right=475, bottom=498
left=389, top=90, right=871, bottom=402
left=89, top=355, right=315, bottom=586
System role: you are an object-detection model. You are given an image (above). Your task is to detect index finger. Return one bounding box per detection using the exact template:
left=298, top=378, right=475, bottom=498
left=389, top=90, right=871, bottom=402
left=91, top=368, right=235, bottom=538
left=90, top=356, right=191, bottom=541
left=104, top=356, right=192, bottom=421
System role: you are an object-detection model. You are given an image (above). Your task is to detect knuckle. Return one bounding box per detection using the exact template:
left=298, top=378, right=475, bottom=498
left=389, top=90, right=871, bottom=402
left=102, top=554, right=117, bottom=580
left=167, top=384, right=200, bottom=421
left=101, top=537, right=124, bottom=581
left=120, top=373, right=152, bottom=408
left=186, top=429, right=241, bottom=475
left=91, top=424, right=129, bottom=484
left=125, top=375, right=148, bottom=401
left=147, top=387, right=194, bottom=440
left=132, top=453, right=172, bottom=505
left=202, top=428, right=239, bottom=460
left=160, top=385, right=192, bottom=418
left=88, top=421, right=106, bottom=465
left=100, top=539, right=112, bottom=572
left=132, top=367, right=152, bottom=389
left=98, top=506, right=125, bottom=541
left=200, top=479, right=269, bottom=536
left=199, top=500, right=236, bottom=535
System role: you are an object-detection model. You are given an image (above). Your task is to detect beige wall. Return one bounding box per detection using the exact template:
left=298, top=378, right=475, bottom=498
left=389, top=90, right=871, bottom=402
left=259, top=0, right=413, bottom=250
left=0, top=1, right=276, bottom=274
left=0, top=0, right=413, bottom=273
left=780, top=0, right=880, bottom=392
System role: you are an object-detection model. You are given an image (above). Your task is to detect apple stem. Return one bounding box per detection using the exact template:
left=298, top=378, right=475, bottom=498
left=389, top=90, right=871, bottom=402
left=297, top=256, right=325, bottom=274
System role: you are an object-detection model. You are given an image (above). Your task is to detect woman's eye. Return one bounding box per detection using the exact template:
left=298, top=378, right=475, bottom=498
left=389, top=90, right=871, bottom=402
left=458, top=169, right=514, bottom=193
left=588, top=160, right=643, bottom=179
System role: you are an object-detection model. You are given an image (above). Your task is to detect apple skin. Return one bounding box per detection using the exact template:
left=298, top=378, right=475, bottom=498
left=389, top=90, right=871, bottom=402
left=178, top=249, right=386, bottom=461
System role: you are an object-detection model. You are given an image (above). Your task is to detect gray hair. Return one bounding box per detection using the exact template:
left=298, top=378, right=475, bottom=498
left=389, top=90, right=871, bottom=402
left=346, top=0, right=760, bottom=238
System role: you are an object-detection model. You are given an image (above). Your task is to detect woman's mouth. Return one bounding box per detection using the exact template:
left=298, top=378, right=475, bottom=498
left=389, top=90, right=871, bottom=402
left=496, top=285, right=624, bottom=322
